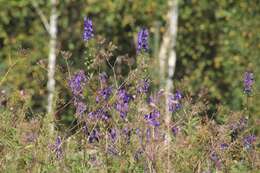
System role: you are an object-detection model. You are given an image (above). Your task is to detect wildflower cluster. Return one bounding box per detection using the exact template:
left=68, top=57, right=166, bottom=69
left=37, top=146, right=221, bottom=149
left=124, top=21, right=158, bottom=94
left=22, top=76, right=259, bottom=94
left=89, top=129, right=99, bottom=143
left=243, top=134, right=256, bottom=149
left=96, top=73, right=112, bottom=103
left=109, top=128, right=117, bottom=143
left=144, top=109, right=160, bottom=127
left=243, top=71, right=254, bottom=95
left=137, top=78, right=150, bottom=94
left=137, top=28, right=149, bottom=53
left=88, top=108, right=110, bottom=121
left=115, top=89, right=133, bottom=119
left=230, top=117, right=247, bottom=141
left=171, top=126, right=179, bottom=136
left=68, top=70, right=88, bottom=117
left=51, top=136, right=63, bottom=159
left=46, top=17, right=258, bottom=172
left=68, top=70, right=88, bottom=98
left=83, top=17, right=94, bottom=41
left=168, top=90, right=182, bottom=112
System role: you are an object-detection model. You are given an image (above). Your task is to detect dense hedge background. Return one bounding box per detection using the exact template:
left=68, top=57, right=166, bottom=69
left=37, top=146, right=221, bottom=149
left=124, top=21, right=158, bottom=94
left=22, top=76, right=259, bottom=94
left=0, top=0, right=259, bottom=124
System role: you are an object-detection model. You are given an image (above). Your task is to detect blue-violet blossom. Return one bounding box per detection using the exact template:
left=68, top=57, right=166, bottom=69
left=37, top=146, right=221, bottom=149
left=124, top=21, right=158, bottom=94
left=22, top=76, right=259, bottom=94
left=83, top=17, right=94, bottom=41
left=137, top=28, right=149, bottom=53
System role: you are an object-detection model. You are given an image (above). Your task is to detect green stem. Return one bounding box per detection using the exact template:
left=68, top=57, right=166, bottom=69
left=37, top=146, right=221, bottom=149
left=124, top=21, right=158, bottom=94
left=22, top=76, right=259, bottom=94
left=65, top=59, right=71, bottom=79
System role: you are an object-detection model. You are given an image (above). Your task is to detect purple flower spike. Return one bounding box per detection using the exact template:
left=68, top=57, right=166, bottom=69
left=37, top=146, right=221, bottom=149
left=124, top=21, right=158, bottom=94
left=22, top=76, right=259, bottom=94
left=88, top=108, right=110, bottom=121
left=68, top=70, right=88, bottom=98
left=137, top=79, right=150, bottom=94
left=243, top=72, right=254, bottom=95
left=75, top=101, right=87, bottom=117
left=244, top=135, right=256, bottom=149
left=174, top=90, right=182, bottom=100
left=168, top=90, right=182, bottom=112
left=115, top=89, right=132, bottom=119
left=117, top=89, right=132, bottom=103
left=96, top=86, right=113, bottom=103
left=109, top=128, right=117, bottom=143
left=53, top=136, right=62, bottom=159
left=171, top=126, right=179, bottom=136
left=144, top=109, right=160, bottom=127
left=220, top=143, right=228, bottom=150
left=150, top=120, right=160, bottom=127
left=83, top=17, right=94, bottom=41
left=89, top=129, right=99, bottom=143
left=137, top=28, right=149, bottom=53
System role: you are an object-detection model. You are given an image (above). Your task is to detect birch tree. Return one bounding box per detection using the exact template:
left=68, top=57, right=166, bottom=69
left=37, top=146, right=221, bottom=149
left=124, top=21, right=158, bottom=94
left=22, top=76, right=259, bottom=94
left=159, top=0, right=178, bottom=172
left=47, top=0, right=58, bottom=122
left=33, top=0, right=58, bottom=133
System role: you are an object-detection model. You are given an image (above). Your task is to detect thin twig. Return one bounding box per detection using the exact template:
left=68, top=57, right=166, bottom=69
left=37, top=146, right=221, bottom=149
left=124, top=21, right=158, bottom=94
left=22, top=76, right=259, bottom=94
left=106, top=57, right=118, bottom=88
left=32, top=1, right=50, bottom=34
left=0, top=61, right=19, bottom=87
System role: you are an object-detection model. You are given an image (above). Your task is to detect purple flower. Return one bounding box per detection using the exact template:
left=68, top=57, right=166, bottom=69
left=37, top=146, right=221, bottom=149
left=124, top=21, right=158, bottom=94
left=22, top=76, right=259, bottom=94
left=83, top=17, right=94, bottom=41
left=75, top=101, right=87, bottom=117
left=53, top=136, right=62, bottom=159
left=230, top=117, right=248, bottom=142
left=137, top=28, right=149, bottom=53
left=88, top=129, right=99, bottom=143
left=117, top=89, right=132, bottom=103
left=243, top=72, right=254, bottom=95
left=96, top=86, right=113, bottom=103
left=144, top=109, right=160, bottom=127
left=168, top=90, right=182, bottom=112
left=174, top=90, right=182, bottom=100
left=150, top=120, right=160, bottom=127
left=68, top=71, right=88, bottom=117
left=109, top=128, right=117, bottom=143
left=171, top=126, right=179, bottom=136
left=115, top=89, right=132, bottom=119
left=137, top=78, right=150, bottom=94
left=88, top=108, right=110, bottom=121
left=244, top=135, right=256, bottom=149
left=115, top=103, right=128, bottom=119
left=231, top=117, right=247, bottom=132
left=68, top=70, right=87, bottom=97
left=220, top=143, right=228, bottom=150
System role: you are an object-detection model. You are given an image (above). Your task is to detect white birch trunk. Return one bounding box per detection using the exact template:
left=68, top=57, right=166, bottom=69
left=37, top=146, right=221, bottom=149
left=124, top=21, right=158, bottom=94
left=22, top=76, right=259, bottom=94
left=47, top=0, right=58, bottom=133
left=160, top=1, right=178, bottom=172
left=165, top=0, right=178, bottom=122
